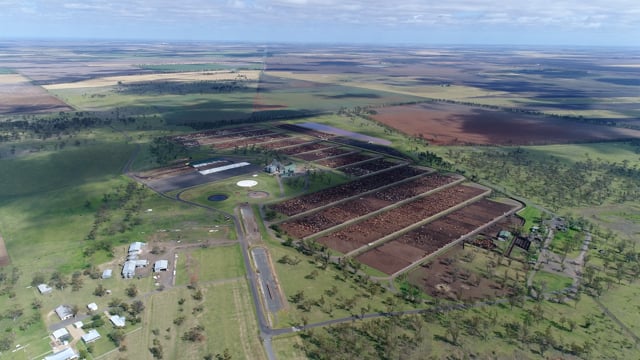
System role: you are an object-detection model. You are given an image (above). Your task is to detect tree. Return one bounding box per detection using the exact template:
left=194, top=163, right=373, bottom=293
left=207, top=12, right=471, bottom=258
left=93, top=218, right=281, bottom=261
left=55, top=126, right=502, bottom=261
left=71, top=271, right=84, bottom=291
left=108, top=330, right=126, bottom=346
left=130, top=300, right=145, bottom=315
left=94, top=284, right=107, bottom=297
left=182, top=325, right=206, bottom=342
left=31, top=273, right=45, bottom=287
left=446, top=317, right=462, bottom=345
left=216, top=349, right=232, bottom=360
left=126, top=283, right=138, bottom=298
left=71, top=304, right=80, bottom=317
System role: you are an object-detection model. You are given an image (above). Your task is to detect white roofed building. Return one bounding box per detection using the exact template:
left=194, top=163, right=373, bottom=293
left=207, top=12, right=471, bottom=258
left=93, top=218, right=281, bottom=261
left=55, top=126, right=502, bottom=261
left=154, top=259, right=169, bottom=272
left=37, top=283, right=53, bottom=294
left=81, top=329, right=101, bottom=344
left=110, top=314, right=126, bottom=328
left=54, top=305, right=73, bottom=321
left=43, top=347, right=78, bottom=360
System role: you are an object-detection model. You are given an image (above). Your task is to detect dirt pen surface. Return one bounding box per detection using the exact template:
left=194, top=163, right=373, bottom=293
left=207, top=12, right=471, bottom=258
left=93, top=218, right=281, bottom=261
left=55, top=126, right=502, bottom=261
left=315, top=184, right=487, bottom=255
left=356, top=199, right=516, bottom=275
left=373, top=102, right=640, bottom=145
left=0, top=74, right=72, bottom=114
left=407, top=247, right=512, bottom=302
left=269, top=166, right=425, bottom=216
left=280, top=173, right=458, bottom=239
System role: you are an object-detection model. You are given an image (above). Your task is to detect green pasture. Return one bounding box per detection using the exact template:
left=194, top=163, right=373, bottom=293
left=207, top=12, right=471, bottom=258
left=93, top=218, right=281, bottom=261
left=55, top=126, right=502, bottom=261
left=532, top=270, right=574, bottom=293
left=599, top=280, right=640, bottom=338
left=175, top=244, right=245, bottom=286
left=259, top=74, right=423, bottom=111
left=0, top=137, right=134, bottom=198
left=268, top=242, right=418, bottom=327
left=271, top=334, right=307, bottom=360
left=50, top=86, right=256, bottom=125
left=113, top=279, right=265, bottom=360
left=517, top=206, right=544, bottom=233
left=527, top=142, right=640, bottom=164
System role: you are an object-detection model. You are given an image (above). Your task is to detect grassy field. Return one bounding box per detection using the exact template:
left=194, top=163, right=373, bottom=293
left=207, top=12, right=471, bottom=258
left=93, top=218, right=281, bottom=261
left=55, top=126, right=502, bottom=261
left=267, top=242, right=419, bottom=327
left=599, top=280, right=640, bottom=337
left=175, top=244, right=245, bottom=286
left=517, top=206, right=544, bottom=233
left=532, top=270, right=574, bottom=292
left=527, top=142, right=640, bottom=164
left=109, top=279, right=266, bottom=360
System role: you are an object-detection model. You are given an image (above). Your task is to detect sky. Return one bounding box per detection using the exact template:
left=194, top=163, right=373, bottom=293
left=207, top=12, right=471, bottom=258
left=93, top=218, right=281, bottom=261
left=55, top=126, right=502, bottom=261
left=0, top=0, right=639, bottom=46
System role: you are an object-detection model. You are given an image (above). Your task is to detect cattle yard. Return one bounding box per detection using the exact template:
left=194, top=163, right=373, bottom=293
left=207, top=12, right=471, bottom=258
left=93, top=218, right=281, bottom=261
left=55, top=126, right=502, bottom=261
left=139, top=123, right=521, bottom=281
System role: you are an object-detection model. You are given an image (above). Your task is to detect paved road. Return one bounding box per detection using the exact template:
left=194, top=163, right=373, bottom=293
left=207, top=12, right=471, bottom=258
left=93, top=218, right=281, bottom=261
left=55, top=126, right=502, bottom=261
left=252, top=247, right=284, bottom=313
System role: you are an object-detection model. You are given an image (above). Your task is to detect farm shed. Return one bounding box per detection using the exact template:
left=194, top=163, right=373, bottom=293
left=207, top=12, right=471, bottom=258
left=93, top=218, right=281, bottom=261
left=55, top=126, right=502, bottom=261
left=54, top=305, right=73, bottom=321
left=81, top=329, right=101, bottom=344
left=122, top=261, right=136, bottom=278
left=134, top=259, right=149, bottom=268
left=110, top=314, right=126, bottom=328
left=44, top=347, right=78, bottom=360
left=37, top=283, right=53, bottom=294
left=73, top=321, right=83, bottom=329
left=52, top=327, right=70, bottom=342
left=87, top=302, right=98, bottom=311
left=128, top=241, right=145, bottom=254
left=154, top=259, right=169, bottom=272
left=102, top=269, right=112, bottom=279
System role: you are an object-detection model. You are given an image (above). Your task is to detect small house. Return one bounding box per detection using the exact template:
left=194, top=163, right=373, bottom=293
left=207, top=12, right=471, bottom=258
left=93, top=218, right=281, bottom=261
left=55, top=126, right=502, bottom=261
left=73, top=321, right=83, bottom=329
left=110, top=314, right=126, bottom=328
left=154, top=259, right=169, bottom=272
left=87, top=303, right=98, bottom=312
left=37, top=283, right=53, bottom=294
left=101, top=269, right=112, bottom=279
left=52, top=327, right=70, bottom=342
left=81, top=329, right=101, bottom=344
left=44, top=347, right=78, bottom=360
left=54, top=305, right=73, bottom=321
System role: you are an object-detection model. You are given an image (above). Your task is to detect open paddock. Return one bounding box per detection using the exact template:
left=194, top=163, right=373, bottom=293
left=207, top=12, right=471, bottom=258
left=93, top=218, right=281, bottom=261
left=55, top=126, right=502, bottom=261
left=407, top=246, right=515, bottom=301
left=315, top=185, right=487, bottom=254
left=269, top=165, right=425, bottom=216
left=314, top=152, right=374, bottom=168
left=292, top=146, right=351, bottom=161
left=372, top=102, right=640, bottom=145
left=43, top=70, right=261, bottom=90
left=280, top=173, right=457, bottom=238
left=0, top=73, right=73, bottom=114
